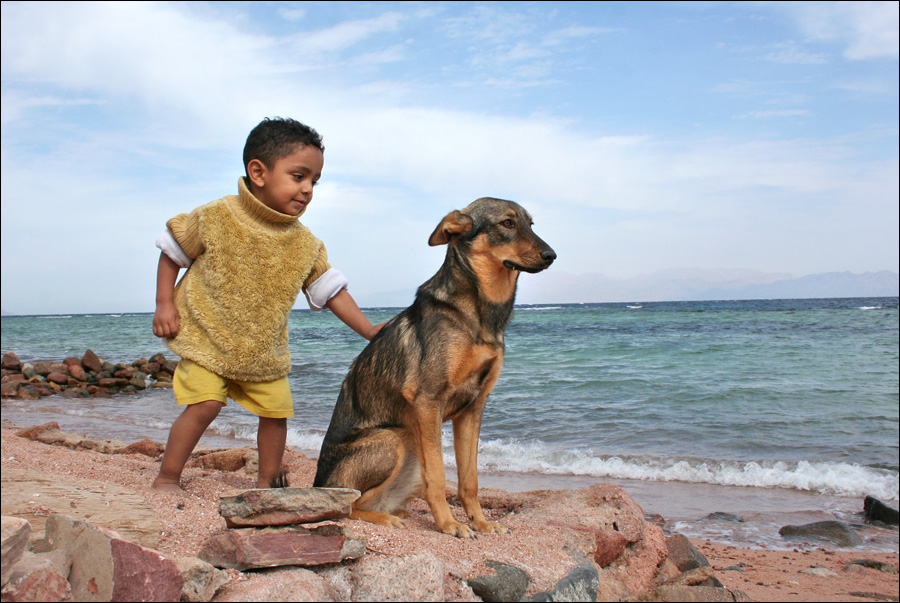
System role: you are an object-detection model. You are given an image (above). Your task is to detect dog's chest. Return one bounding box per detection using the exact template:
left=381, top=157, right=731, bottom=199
left=441, top=343, right=503, bottom=419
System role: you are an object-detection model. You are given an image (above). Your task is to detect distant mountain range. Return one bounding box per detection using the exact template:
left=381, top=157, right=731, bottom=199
left=513, top=269, right=899, bottom=305
left=362, top=269, right=899, bottom=308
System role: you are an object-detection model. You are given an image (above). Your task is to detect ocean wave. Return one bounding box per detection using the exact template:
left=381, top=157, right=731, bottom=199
left=463, top=438, right=900, bottom=502
left=282, top=430, right=898, bottom=501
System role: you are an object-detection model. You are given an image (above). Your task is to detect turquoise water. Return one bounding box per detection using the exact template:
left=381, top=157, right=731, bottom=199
left=2, top=297, right=898, bottom=550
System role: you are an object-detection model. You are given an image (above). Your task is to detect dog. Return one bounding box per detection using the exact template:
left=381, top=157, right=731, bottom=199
left=313, top=197, right=555, bottom=538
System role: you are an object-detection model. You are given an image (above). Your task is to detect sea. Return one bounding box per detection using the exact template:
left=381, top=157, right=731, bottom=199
left=2, top=297, right=898, bottom=552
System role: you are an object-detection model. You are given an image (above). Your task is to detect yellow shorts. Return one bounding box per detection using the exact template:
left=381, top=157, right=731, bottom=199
left=172, top=358, right=294, bottom=419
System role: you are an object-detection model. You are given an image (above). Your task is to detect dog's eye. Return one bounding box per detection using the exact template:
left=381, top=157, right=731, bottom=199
left=500, top=219, right=515, bottom=229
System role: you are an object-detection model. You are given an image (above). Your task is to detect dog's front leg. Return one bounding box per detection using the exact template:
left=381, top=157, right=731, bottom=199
left=411, top=404, right=477, bottom=538
left=453, top=409, right=508, bottom=535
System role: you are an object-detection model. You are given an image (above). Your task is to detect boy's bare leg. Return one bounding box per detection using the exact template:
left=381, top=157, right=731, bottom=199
left=257, top=417, right=288, bottom=488
left=152, top=400, right=223, bottom=493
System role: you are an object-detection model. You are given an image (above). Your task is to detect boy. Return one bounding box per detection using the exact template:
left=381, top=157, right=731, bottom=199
left=151, top=117, right=381, bottom=493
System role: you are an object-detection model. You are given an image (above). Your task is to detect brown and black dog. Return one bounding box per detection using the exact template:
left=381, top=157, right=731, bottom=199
left=313, top=197, right=555, bottom=538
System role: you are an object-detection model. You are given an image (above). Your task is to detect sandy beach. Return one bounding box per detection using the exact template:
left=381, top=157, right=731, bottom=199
left=1, top=419, right=897, bottom=602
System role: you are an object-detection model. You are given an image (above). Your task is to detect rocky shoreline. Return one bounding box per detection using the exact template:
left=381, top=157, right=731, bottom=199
left=2, top=420, right=898, bottom=602
left=1, top=350, right=175, bottom=400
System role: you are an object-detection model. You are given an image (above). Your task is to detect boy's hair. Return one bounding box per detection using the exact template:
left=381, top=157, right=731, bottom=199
left=243, top=117, right=324, bottom=174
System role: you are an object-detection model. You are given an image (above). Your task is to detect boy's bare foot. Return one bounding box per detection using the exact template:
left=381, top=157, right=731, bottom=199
left=257, top=470, right=289, bottom=489
left=151, top=479, right=189, bottom=497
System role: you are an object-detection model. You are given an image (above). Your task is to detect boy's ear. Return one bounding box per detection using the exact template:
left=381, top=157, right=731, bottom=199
left=428, top=210, right=473, bottom=246
left=246, top=158, right=268, bottom=188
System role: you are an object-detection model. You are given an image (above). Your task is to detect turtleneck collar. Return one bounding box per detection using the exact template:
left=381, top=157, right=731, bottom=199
left=234, top=177, right=302, bottom=226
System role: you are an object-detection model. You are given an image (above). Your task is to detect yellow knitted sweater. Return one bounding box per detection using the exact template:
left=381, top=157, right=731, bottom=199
left=166, top=178, right=328, bottom=382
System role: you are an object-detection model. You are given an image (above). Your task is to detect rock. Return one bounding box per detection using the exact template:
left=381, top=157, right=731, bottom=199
left=81, top=350, right=103, bottom=373
left=634, top=585, right=752, bottom=602
left=666, top=534, right=711, bottom=572
left=3, top=474, right=159, bottom=549
left=801, top=566, right=839, bottom=577
left=198, top=524, right=366, bottom=571
left=69, top=525, right=184, bottom=601
left=779, top=520, right=862, bottom=548
left=467, top=559, right=531, bottom=602
left=191, top=448, right=258, bottom=472
left=489, top=483, right=669, bottom=601
left=122, top=439, right=165, bottom=457
left=175, top=556, right=232, bottom=603
left=2, top=516, right=31, bottom=587
left=864, top=496, right=900, bottom=526
left=68, top=364, right=88, bottom=382
left=212, top=566, right=338, bottom=602
left=46, top=372, right=69, bottom=385
left=526, top=553, right=600, bottom=602
left=31, top=361, right=53, bottom=376
left=218, top=487, right=359, bottom=528
left=848, top=559, right=899, bottom=574
left=42, top=514, right=183, bottom=602
left=1, top=352, right=22, bottom=371
left=702, top=512, right=745, bottom=523
left=350, top=551, right=444, bottom=602
left=0, top=551, right=73, bottom=602
left=593, top=529, right=629, bottom=568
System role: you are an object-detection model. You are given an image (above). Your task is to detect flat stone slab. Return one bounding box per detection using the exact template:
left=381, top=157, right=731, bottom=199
left=1, top=468, right=159, bottom=549
left=218, top=487, right=360, bottom=528
left=199, top=523, right=366, bottom=571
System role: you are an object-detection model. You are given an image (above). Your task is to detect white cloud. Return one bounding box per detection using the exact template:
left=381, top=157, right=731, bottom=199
left=780, top=1, right=900, bottom=60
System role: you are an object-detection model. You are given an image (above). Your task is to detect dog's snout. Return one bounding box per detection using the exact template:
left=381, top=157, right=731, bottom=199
left=541, top=249, right=557, bottom=263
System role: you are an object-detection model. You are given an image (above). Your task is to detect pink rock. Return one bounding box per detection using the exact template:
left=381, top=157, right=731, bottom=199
left=46, top=515, right=183, bottom=602
left=82, top=350, right=103, bottom=373
left=46, top=372, right=69, bottom=385
left=122, top=439, right=165, bottom=458
left=1, top=553, right=73, bottom=602
left=1, top=352, right=22, bottom=371
left=594, top=529, right=629, bottom=568
left=198, top=524, right=366, bottom=571
left=2, top=516, right=32, bottom=586
left=218, top=487, right=358, bottom=528
left=62, top=357, right=82, bottom=368
left=68, top=365, right=88, bottom=382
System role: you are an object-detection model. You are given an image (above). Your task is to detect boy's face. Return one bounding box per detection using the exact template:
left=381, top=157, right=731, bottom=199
left=248, top=144, right=324, bottom=217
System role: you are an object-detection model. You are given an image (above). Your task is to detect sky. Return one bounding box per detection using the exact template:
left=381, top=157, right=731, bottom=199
left=1, top=1, right=898, bottom=315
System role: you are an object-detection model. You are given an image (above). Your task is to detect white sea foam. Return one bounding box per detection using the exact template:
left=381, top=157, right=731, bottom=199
left=455, top=437, right=900, bottom=502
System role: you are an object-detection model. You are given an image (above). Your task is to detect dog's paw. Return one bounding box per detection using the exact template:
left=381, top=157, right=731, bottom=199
left=440, top=521, right=478, bottom=539
left=351, top=509, right=407, bottom=529
left=473, top=520, right=509, bottom=535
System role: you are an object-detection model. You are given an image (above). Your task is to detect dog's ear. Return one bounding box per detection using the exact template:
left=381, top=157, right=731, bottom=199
left=428, top=210, right=474, bottom=246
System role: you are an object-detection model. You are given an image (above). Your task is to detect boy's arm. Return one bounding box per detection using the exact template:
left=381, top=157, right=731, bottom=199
left=152, top=252, right=182, bottom=338
left=325, top=289, right=384, bottom=340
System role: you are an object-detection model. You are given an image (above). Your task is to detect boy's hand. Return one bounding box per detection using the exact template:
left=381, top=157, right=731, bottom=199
left=367, top=322, right=387, bottom=340
left=153, top=302, right=181, bottom=338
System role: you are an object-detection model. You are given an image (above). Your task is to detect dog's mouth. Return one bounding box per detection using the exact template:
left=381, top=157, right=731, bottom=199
left=503, top=259, right=553, bottom=273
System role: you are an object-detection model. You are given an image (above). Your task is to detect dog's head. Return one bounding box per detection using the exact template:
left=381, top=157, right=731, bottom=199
left=428, top=197, right=556, bottom=273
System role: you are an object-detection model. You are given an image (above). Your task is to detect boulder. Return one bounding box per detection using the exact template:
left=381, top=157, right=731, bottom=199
left=175, top=556, right=232, bottom=603
left=211, top=566, right=338, bottom=602
left=526, top=553, right=599, bottom=602
left=779, top=520, right=862, bottom=548
left=1, top=516, right=31, bottom=586
left=199, top=524, right=366, bottom=571
left=349, top=551, right=444, bottom=602
left=81, top=350, right=103, bottom=373
left=44, top=514, right=183, bottom=602
left=218, top=487, right=359, bottom=528
left=0, top=552, right=73, bottom=602
left=1, top=352, right=22, bottom=371
left=864, top=496, right=899, bottom=526
left=467, top=559, right=531, bottom=602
